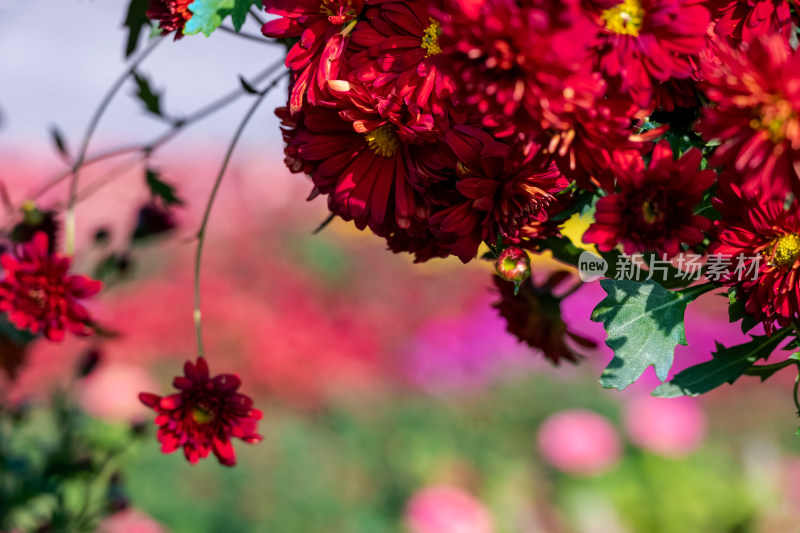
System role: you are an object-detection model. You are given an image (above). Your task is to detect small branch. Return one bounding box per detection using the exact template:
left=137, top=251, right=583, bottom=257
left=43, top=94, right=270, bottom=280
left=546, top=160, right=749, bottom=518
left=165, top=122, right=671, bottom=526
left=64, top=38, right=163, bottom=255
left=249, top=7, right=266, bottom=26
left=10, top=60, right=286, bottom=229
left=193, top=72, right=288, bottom=358
left=217, top=24, right=277, bottom=45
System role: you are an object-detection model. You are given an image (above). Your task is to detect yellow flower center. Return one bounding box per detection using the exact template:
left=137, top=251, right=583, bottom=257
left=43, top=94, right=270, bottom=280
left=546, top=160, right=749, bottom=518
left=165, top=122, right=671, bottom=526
left=192, top=405, right=215, bottom=425
left=601, top=0, right=644, bottom=37
left=770, top=233, right=800, bottom=267
left=641, top=199, right=663, bottom=224
left=749, top=97, right=797, bottom=144
left=27, top=288, right=46, bottom=308
left=421, top=19, right=442, bottom=57
left=364, top=124, right=399, bottom=158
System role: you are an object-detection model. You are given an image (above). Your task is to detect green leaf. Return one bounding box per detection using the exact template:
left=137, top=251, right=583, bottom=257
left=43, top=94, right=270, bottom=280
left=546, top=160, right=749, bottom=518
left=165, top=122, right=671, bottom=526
left=239, top=75, right=260, bottom=95
left=663, top=129, right=704, bottom=158
left=123, top=0, right=151, bottom=58
left=49, top=126, right=70, bottom=160
left=132, top=72, right=163, bottom=117
left=146, top=169, right=184, bottom=206
left=227, top=0, right=261, bottom=32
left=727, top=287, right=759, bottom=333
left=592, top=279, right=712, bottom=390
left=185, top=0, right=235, bottom=37
left=652, top=329, right=792, bottom=397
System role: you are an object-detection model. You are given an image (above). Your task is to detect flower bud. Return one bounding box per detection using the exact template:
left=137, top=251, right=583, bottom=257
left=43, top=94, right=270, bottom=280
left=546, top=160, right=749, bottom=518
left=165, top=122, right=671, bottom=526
left=495, top=247, right=531, bottom=284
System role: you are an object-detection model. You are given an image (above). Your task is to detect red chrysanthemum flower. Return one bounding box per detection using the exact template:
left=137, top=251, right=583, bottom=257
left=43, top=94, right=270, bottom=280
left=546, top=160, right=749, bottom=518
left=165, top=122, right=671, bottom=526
left=277, top=80, right=438, bottom=235
left=0, top=232, right=101, bottom=342
left=582, top=141, right=715, bottom=257
left=493, top=272, right=596, bottom=365
left=147, top=0, right=193, bottom=39
left=710, top=180, right=800, bottom=332
left=700, top=34, right=800, bottom=199
left=348, top=0, right=456, bottom=119
left=710, top=0, right=798, bottom=44
left=435, top=0, right=599, bottom=141
left=428, top=126, right=567, bottom=262
left=262, top=0, right=365, bottom=113
left=587, top=0, right=710, bottom=109
left=139, top=358, right=263, bottom=466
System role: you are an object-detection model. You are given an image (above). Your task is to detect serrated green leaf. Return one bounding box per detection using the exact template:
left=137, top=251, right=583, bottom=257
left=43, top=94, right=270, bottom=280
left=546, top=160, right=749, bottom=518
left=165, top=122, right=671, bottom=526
left=185, top=0, right=235, bottom=37
left=49, top=126, right=70, bottom=159
left=592, top=279, right=712, bottom=390
left=653, top=329, right=792, bottom=397
left=146, top=169, right=184, bottom=206
left=123, top=0, right=150, bottom=58
left=132, top=72, right=163, bottom=117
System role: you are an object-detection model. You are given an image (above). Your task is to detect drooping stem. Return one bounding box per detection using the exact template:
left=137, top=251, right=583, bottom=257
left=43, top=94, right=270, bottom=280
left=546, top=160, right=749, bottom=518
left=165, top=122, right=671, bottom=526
left=193, top=72, right=288, bottom=358
left=64, top=38, right=163, bottom=256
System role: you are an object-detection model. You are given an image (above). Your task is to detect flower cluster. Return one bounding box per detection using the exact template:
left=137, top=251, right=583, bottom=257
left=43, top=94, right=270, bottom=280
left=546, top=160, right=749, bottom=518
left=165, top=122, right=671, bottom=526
left=265, top=0, right=800, bottom=358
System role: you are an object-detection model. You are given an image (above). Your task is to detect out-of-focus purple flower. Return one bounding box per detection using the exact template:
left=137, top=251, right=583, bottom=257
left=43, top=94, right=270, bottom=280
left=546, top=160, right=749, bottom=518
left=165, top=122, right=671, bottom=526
left=537, top=409, right=621, bottom=476
left=97, top=508, right=166, bottom=533
left=404, top=485, right=495, bottom=533
left=404, top=304, right=533, bottom=393
left=623, top=395, right=706, bottom=457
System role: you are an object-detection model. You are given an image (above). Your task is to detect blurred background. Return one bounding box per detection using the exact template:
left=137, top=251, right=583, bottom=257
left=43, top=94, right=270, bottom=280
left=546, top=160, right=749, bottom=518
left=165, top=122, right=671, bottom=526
left=3, top=2, right=800, bottom=532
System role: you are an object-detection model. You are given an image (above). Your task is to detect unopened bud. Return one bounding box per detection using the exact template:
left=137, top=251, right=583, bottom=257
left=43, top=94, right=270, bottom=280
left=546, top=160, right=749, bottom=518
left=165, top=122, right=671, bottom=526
left=495, top=247, right=531, bottom=284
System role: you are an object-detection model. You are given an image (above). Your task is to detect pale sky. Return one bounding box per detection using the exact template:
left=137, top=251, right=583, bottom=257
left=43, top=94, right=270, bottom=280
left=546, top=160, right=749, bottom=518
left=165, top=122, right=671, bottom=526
left=0, top=0, right=287, bottom=152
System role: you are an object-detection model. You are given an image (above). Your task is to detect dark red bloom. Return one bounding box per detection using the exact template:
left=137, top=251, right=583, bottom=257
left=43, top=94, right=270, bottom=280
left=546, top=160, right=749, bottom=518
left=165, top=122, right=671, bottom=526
left=147, top=0, right=193, bottom=39
left=587, top=0, right=710, bottom=109
left=710, top=180, right=800, bottom=333
left=435, top=0, right=599, bottom=142
left=429, top=126, right=567, bottom=262
left=262, top=0, right=365, bottom=113
left=139, top=358, right=263, bottom=466
left=277, top=80, right=437, bottom=235
left=710, top=0, right=798, bottom=45
left=493, top=272, right=596, bottom=365
left=700, top=34, right=800, bottom=199
left=582, top=141, right=715, bottom=257
left=0, top=232, right=101, bottom=342
left=349, top=0, right=456, bottom=119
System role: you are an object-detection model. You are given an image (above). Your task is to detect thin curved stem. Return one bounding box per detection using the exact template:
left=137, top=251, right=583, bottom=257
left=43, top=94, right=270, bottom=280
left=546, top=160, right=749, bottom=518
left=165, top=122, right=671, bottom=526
left=193, top=72, right=288, bottom=358
left=793, top=370, right=800, bottom=416
left=64, top=38, right=163, bottom=255
left=13, top=60, right=285, bottom=228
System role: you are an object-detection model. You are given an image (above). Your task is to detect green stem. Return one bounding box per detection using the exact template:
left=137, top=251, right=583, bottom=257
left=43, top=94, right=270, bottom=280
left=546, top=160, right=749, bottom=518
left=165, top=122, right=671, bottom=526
left=793, top=370, right=800, bottom=416
left=193, top=72, right=287, bottom=358
left=13, top=59, right=285, bottom=229
left=64, top=38, right=163, bottom=255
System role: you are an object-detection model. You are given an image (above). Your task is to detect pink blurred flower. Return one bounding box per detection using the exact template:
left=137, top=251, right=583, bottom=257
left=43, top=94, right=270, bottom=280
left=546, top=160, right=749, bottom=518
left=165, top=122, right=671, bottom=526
left=97, top=509, right=166, bottom=533
left=623, top=396, right=706, bottom=457
left=79, top=362, right=157, bottom=423
left=537, top=409, right=621, bottom=475
left=404, top=485, right=494, bottom=533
